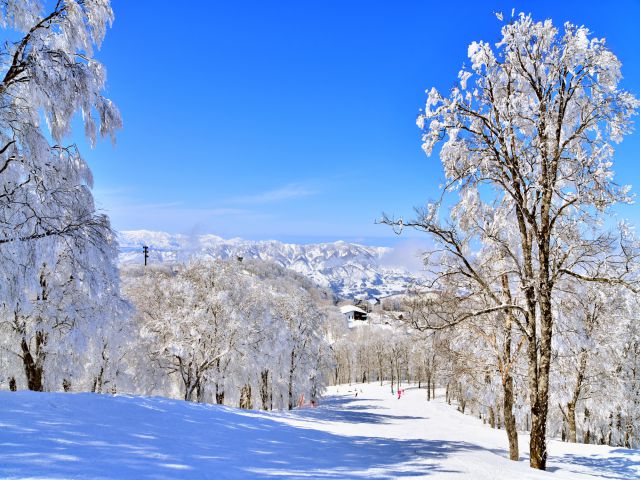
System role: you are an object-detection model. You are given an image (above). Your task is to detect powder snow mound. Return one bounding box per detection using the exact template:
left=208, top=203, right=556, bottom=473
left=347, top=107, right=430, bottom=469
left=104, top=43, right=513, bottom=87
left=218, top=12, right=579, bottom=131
left=117, top=230, right=417, bottom=299
left=1, top=384, right=636, bottom=479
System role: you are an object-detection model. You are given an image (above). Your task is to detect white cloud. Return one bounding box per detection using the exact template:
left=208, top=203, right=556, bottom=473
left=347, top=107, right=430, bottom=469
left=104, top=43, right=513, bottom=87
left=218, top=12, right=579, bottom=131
left=231, top=183, right=318, bottom=204
left=379, top=238, right=431, bottom=274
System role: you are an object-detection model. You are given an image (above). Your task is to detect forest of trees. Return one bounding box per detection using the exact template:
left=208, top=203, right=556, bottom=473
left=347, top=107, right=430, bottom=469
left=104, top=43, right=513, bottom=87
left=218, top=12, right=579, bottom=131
left=2, top=253, right=335, bottom=411
left=327, top=291, right=640, bottom=453
left=121, top=260, right=332, bottom=409
left=0, top=2, right=639, bottom=474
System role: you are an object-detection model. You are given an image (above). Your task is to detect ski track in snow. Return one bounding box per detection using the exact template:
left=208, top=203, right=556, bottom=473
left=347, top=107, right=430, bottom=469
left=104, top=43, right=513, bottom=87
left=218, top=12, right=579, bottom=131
left=0, top=384, right=638, bottom=479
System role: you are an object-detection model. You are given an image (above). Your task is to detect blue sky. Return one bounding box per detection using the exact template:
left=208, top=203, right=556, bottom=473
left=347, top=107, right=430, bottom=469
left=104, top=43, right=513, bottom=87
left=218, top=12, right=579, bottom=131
left=84, top=0, right=640, bottom=246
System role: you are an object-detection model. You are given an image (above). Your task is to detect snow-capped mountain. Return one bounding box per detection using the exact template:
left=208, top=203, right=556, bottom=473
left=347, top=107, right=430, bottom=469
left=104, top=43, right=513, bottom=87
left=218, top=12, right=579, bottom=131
left=117, top=230, right=417, bottom=299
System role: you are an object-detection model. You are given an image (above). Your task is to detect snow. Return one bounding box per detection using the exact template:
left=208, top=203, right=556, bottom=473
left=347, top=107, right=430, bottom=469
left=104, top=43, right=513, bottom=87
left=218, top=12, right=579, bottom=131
left=1, top=384, right=637, bottom=479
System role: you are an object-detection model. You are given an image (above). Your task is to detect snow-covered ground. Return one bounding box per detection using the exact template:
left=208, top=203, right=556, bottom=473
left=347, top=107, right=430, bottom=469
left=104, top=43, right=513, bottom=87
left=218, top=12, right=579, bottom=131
left=1, top=384, right=637, bottom=479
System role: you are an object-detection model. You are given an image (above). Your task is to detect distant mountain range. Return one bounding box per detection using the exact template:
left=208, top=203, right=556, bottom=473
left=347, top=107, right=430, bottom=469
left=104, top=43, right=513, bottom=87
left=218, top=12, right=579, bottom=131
left=117, top=230, right=419, bottom=299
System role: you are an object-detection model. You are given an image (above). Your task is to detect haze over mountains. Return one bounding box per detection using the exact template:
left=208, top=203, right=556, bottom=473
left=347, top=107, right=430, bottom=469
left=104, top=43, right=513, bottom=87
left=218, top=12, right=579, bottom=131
left=118, top=230, right=422, bottom=299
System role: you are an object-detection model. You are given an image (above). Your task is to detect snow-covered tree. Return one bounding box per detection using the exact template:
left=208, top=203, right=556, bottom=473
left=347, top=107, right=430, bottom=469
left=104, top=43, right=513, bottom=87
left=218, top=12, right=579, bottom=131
left=0, top=222, right=127, bottom=392
left=617, top=310, right=640, bottom=448
left=383, top=12, right=639, bottom=470
left=551, top=283, right=639, bottom=447
left=122, top=259, right=332, bottom=409
left=123, top=262, right=246, bottom=402
left=0, top=1, right=124, bottom=391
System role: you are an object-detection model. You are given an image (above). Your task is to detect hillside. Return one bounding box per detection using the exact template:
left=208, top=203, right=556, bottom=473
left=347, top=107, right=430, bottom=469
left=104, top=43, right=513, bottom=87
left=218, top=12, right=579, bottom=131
left=1, top=384, right=636, bottom=479
left=117, top=230, right=419, bottom=299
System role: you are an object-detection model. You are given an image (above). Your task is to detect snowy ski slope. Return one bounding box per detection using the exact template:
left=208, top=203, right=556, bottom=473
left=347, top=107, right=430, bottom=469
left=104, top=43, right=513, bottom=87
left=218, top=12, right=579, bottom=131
left=0, top=383, right=637, bottom=479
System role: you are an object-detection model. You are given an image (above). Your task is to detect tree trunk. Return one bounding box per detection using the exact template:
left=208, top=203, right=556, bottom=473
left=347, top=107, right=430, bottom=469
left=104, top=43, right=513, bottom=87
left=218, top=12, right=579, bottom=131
left=239, top=384, right=252, bottom=409
left=567, top=402, right=577, bottom=443
left=525, top=171, right=556, bottom=471
left=196, top=381, right=205, bottom=402
left=92, top=365, right=105, bottom=393
left=498, top=280, right=520, bottom=461
left=431, top=354, right=436, bottom=399
left=215, top=382, right=225, bottom=404
left=503, top=373, right=519, bottom=460
left=528, top=299, right=553, bottom=470
left=184, top=379, right=198, bottom=402
left=583, top=407, right=591, bottom=443
left=21, top=333, right=46, bottom=391
left=260, top=369, right=270, bottom=410
left=390, top=369, right=395, bottom=394
left=288, top=350, right=295, bottom=410
left=567, top=350, right=587, bottom=443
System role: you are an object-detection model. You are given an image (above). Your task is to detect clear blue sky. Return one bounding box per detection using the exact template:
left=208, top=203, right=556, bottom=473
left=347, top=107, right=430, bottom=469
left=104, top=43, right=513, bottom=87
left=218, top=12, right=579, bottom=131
left=84, top=0, right=640, bottom=246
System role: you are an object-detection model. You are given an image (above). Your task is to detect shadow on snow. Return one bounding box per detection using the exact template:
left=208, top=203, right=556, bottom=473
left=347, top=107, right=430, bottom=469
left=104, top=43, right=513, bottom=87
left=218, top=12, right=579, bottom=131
left=0, top=392, right=467, bottom=479
left=551, top=448, right=640, bottom=480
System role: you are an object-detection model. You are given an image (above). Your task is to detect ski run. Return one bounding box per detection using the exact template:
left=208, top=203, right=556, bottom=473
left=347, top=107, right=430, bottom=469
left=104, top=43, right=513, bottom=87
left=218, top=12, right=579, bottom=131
left=1, top=383, right=637, bottom=479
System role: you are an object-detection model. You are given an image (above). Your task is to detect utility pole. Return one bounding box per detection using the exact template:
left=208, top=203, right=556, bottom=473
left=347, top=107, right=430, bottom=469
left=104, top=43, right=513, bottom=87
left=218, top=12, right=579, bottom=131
left=142, top=245, right=149, bottom=266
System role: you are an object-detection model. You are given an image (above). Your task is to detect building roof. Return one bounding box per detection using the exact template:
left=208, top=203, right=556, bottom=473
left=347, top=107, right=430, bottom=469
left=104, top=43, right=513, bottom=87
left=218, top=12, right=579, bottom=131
left=340, top=305, right=367, bottom=315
